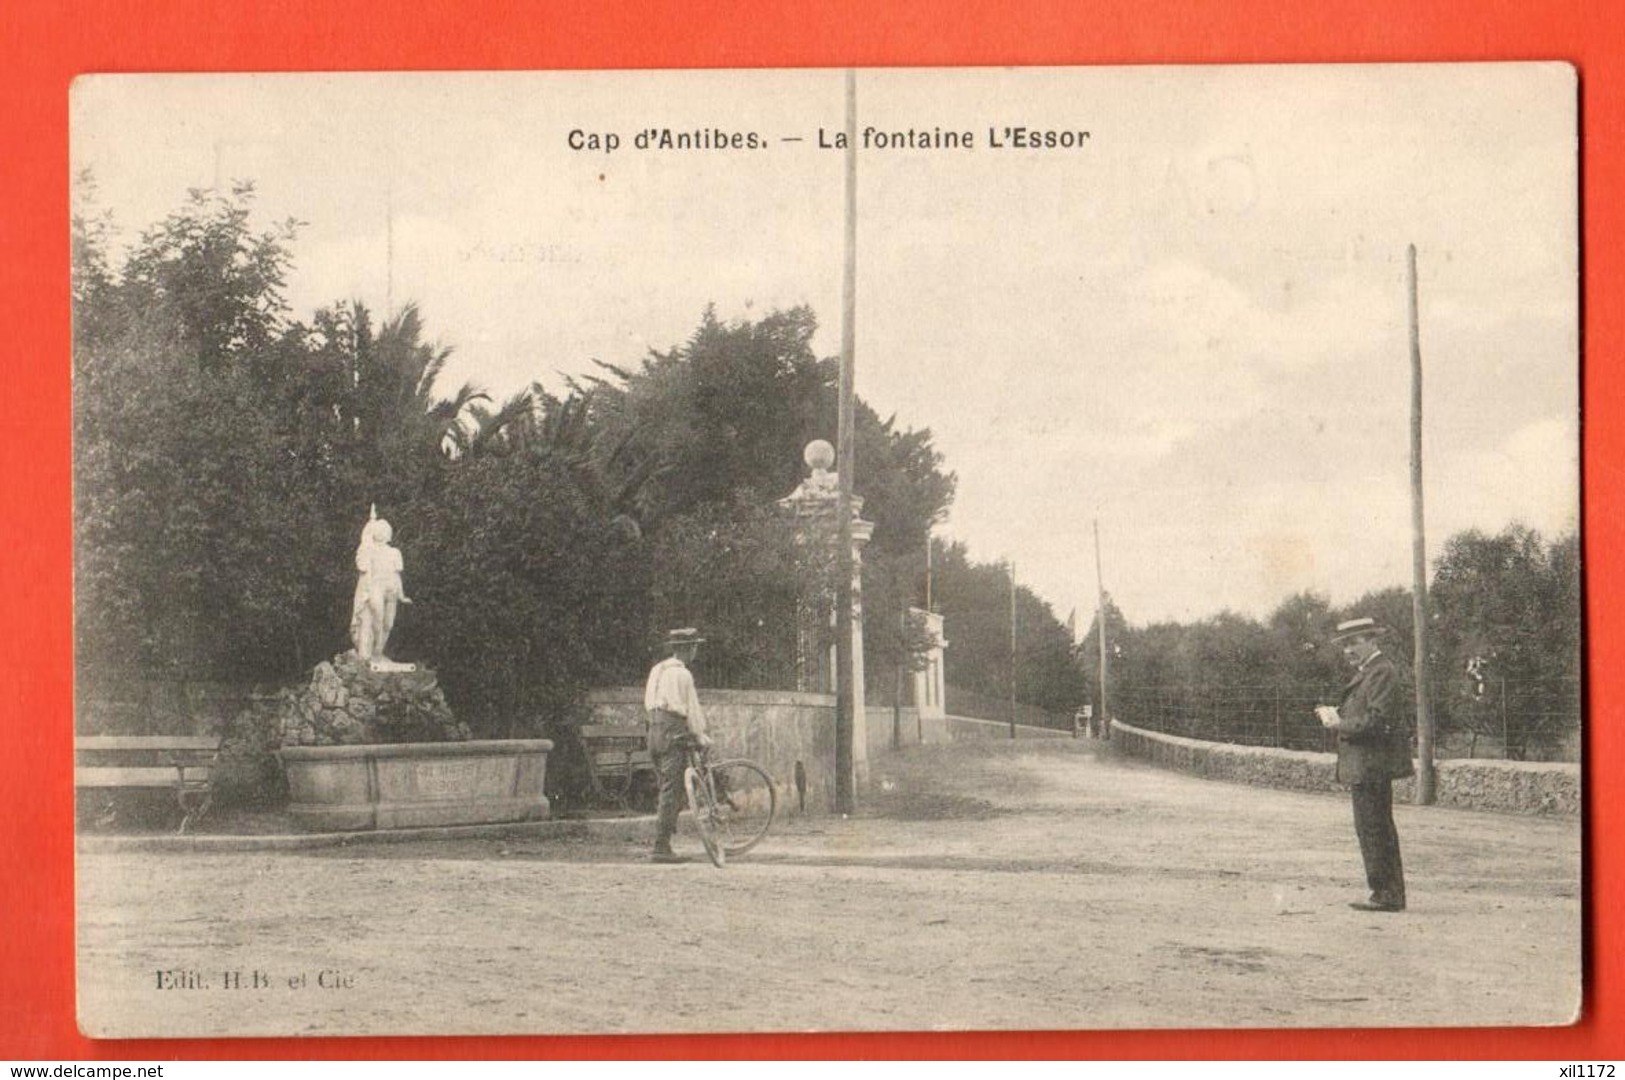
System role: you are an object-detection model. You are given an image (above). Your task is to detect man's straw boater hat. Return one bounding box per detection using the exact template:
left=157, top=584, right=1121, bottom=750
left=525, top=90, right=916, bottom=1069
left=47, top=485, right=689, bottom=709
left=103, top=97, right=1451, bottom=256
left=1330, top=617, right=1386, bottom=644
left=665, top=627, right=706, bottom=647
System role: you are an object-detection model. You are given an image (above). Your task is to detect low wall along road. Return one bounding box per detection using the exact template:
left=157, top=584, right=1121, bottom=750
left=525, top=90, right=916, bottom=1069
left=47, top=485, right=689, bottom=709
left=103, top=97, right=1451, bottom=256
left=1111, top=719, right=1579, bottom=815
left=587, top=687, right=1069, bottom=813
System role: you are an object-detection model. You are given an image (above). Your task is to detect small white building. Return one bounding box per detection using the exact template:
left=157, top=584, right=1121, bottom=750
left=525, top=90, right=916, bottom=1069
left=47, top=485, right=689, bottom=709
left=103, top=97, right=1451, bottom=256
left=910, top=607, right=948, bottom=722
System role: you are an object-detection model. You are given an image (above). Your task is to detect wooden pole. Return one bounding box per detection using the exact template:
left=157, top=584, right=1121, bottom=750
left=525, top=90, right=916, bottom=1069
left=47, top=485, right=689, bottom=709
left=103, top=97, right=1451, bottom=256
left=1095, top=518, right=1110, bottom=740
left=893, top=606, right=904, bottom=750
left=925, top=535, right=933, bottom=612
left=834, top=70, right=858, bottom=815
left=1500, top=676, right=1509, bottom=757
left=1008, top=561, right=1018, bottom=739
left=385, top=173, right=395, bottom=321
left=1408, top=244, right=1437, bottom=804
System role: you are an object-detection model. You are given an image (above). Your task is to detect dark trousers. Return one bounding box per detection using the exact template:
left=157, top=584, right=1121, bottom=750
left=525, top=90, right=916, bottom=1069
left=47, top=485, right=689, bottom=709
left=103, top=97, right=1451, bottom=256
left=648, top=711, right=691, bottom=851
left=1351, top=779, right=1406, bottom=904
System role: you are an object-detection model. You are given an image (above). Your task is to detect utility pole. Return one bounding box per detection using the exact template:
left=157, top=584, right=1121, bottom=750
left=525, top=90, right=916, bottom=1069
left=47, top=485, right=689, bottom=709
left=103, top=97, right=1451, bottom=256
left=834, top=70, right=859, bottom=815
left=893, top=605, right=905, bottom=751
left=1407, top=244, right=1437, bottom=804
left=1008, top=560, right=1018, bottom=739
left=1095, top=518, right=1109, bottom=740
left=925, top=534, right=933, bottom=612
left=922, top=532, right=932, bottom=748
left=385, top=172, right=395, bottom=321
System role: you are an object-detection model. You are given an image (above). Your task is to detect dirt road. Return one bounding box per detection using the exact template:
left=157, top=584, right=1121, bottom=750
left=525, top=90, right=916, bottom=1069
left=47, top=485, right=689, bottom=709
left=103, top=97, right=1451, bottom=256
left=76, top=740, right=1581, bottom=1037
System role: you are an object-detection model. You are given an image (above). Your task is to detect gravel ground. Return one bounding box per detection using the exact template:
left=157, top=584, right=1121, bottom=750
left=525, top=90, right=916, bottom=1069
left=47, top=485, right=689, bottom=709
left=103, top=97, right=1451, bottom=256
left=75, top=739, right=1581, bottom=1037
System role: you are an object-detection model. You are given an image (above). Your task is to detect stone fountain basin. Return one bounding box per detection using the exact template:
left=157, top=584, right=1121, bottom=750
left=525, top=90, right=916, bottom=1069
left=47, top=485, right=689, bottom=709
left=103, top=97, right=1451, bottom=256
left=279, top=739, right=552, bottom=832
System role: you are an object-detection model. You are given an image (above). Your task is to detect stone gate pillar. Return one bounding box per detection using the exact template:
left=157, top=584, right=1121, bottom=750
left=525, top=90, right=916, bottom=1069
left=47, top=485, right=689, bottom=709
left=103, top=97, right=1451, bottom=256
left=779, top=439, right=874, bottom=781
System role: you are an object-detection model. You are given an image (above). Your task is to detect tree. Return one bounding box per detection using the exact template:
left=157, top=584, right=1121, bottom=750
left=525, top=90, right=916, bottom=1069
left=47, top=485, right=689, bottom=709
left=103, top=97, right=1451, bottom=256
left=1014, top=585, right=1088, bottom=717
left=646, top=497, right=831, bottom=692
left=75, top=187, right=971, bottom=751
left=298, top=301, right=495, bottom=505
left=405, top=447, right=650, bottom=736
left=862, top=547, right=939, bottom=707
left=928, top=540, right=1083, bottom=722
left=116, top=183, right=297, bottom=375
left=927, top=541, right=1009, bottom=704
left=1429, top=525, right=1580, bottom=759
left=1093, top=526, right=1579, bottom=758
left=575, top=306, right=956, bottom=692
left=1265, top=591, right=1344, bottom=692
left=73, top=185, right=588, bottom=715
left=71, top=171, right=118, bottom=350
left=575, top=305, right=829, bottom=523
left=852, top=402, right=957, bottom=701
left=74, top=184, right=325, bottom=681
left=1078, top=592, right=1133, bottom=716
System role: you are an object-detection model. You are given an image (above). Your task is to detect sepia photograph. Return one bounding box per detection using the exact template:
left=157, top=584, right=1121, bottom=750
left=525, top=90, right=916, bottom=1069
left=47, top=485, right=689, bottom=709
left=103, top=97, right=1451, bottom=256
left=69, top=65, right=1580, bottom=1038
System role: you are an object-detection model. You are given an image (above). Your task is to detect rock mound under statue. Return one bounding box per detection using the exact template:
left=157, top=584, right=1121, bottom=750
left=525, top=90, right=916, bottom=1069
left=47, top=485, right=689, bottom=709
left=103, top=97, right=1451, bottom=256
left=280, top=651, right=470, bottom=746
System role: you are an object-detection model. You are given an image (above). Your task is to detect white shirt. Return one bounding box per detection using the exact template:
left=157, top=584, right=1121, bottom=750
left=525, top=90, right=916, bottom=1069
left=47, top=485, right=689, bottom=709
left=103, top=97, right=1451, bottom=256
left=644, top=656, right=707, bottom=734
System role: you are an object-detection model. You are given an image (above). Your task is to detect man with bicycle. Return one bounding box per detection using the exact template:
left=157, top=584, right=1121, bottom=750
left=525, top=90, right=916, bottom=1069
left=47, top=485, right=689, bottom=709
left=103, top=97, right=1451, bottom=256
left=644, top=627, right=711, bottom=863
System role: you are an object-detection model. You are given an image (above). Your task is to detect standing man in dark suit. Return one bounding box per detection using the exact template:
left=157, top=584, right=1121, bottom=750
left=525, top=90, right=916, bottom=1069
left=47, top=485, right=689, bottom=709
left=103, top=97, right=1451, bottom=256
left=1317, top=617, right=1414, bottom=912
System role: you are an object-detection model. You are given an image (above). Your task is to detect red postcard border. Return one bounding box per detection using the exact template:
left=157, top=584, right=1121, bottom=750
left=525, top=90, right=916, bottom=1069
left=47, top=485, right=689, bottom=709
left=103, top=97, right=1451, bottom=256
left=2, top=0, right=1617, bottom=1061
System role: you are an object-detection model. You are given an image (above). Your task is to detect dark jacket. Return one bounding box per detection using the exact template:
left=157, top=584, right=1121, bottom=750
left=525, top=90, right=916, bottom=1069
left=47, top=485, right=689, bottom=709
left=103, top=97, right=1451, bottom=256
left=1334, top=651, right=1415, bottom=784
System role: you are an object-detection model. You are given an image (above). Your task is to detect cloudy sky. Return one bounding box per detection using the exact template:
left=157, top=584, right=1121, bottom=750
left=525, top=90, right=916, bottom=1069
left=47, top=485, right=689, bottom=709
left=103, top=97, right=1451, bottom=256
left=71, top=65, right=1578, bottom=628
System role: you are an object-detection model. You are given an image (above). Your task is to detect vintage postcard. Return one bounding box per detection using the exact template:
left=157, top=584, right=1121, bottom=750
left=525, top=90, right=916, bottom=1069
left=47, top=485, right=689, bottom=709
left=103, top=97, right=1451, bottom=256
left=71, top=65, right=1580, bottom=1038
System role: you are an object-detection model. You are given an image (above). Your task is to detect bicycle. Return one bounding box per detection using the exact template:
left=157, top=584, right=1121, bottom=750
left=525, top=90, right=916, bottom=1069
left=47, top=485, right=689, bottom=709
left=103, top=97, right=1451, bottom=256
left=682, top=745, right=777, bottom=868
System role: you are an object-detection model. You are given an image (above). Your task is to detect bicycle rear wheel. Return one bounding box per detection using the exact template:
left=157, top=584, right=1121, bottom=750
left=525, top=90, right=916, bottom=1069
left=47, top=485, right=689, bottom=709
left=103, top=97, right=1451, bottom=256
left=684, top=763, right=726, bottom=868
left=710, top=759, right=776, bottom=857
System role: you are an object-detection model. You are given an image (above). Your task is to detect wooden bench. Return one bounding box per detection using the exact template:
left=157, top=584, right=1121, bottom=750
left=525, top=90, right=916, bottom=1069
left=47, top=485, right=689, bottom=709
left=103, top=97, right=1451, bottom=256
left=575, top=723, right=657, bottom=811
left=74, top=734, right=222, bottom=833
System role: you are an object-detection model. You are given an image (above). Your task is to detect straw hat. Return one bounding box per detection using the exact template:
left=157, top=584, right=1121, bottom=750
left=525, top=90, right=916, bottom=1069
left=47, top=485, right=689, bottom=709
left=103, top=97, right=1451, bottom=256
left=1330, top=617, right=1386, bottom=644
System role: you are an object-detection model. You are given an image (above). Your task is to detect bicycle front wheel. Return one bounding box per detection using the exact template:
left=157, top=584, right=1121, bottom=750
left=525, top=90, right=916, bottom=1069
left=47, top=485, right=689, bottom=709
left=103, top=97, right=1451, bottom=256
left=684, top=764, right=726, bottom=868
left=709, top=759, right=777, bottom=857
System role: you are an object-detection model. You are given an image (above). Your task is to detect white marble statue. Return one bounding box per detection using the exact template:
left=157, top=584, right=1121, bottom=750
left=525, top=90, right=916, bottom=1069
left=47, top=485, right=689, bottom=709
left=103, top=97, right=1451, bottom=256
left=350, top=507, right=412, bottom=668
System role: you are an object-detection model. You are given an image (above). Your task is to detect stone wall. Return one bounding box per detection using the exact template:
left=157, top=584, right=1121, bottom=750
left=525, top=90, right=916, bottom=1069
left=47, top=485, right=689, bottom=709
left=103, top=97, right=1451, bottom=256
left=587, top=688, right=838, bottom=812
left=946, top=715, right=1072, bottom=742
left=1111, top=719, right=1579, bottom=816
left=585, top=692, right=1067, bottom=813
left=864, top=704, right=950, bottom=756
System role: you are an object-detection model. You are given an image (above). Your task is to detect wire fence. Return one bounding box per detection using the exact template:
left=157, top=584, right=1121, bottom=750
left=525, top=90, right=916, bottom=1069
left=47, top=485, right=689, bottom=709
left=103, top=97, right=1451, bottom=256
left=1439, top=676, right=1582, bottom=762
left=1117, top=678, right=1581, bottom=762
left=1116, top=685, right=1334, bottom=753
